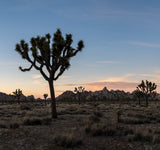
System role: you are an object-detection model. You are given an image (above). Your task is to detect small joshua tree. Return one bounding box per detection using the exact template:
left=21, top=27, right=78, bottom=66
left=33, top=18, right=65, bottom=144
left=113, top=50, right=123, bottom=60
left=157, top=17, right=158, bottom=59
left=134, top=89, right=144, bottom=105
left=15, top=29, right=84, bottom=118
left=74, top=86, right=85, bottom=104
left=136, top=80, right=157, bottom=106
left=12, top=89, right=22, bottom=104
left=43, top=94, right=48, bottom=106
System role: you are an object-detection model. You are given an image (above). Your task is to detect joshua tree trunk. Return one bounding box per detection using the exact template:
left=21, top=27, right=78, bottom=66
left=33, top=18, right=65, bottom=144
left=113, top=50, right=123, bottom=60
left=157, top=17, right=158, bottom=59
left=145, top=95, right=148, bottom=107
left=18, top=97, right=20, bottom=104
left=78, top=93, right=80, bottom=105
left=138, top=98, right=140, bottom=105
left=49, top=81, right=57, bottom=118
left=45, top=98, right=46, bottom=106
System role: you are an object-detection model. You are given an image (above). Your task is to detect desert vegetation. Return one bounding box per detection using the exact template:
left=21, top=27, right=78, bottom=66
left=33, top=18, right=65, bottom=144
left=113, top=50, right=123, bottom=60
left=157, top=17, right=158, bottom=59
left=1, top=100, right=160, bottom=150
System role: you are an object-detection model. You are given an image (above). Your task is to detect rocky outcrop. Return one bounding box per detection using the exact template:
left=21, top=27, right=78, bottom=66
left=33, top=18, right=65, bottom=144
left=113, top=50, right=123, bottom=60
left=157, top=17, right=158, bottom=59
left=0, top=92, right=12, bottom=101
left=56, top=91, right=75, bottom=100
left=0, top=92, right=35, bottom=102
left=56, top=87, right=134, bottom=101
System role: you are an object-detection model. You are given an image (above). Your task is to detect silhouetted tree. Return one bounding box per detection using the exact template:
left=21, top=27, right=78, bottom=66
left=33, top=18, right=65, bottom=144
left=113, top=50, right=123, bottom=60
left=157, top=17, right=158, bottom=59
left=134, top=89, right=144, bottom=105
left=74, top=86, right=85, bottom=104
left=12, top=89, right=22, bottom=104
left=43, top=94, right=48, bottom=106
left=15, top=29, right=84, bottom=118
left=137, top=80, right=157, bottom=106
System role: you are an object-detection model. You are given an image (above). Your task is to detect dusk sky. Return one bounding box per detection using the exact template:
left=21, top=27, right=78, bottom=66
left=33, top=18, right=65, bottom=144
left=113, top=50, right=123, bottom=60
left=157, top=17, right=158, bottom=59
left=0, top=0, right=160, bottom=98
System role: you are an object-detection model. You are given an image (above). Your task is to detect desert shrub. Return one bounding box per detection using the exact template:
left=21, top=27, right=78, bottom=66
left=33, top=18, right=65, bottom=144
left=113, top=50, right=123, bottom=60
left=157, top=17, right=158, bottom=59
left=23, top=117, right=42, bottom=125
left=88, top=114, right=100, bottom=123
left=127, top=134, right=134, bottom=142
left=122, top=117, right=150, bottom=124
left=20, top=104, right=31, bottom=110
left=0, top=124, right=7, bottom=128
left=42, top=118, right=52, bottom=125
left=85, top=123, right=116, bottom=137
left=127, top=132, right=153, bottom=142
left=54, top=133, right=82, bottom=148
left=152, top=135, right=160, bottom=144
left=9, top=122, right=19, bottom=129
left=23, top=117, right=51, bottom=126
left=123, top=128, right=134, bottom=136
left=88, top=111, right=103, bottom=124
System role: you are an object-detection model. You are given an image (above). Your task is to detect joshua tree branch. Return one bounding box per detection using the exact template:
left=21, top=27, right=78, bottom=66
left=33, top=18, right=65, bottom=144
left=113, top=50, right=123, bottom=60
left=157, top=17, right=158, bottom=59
left=19, top=64, right=33, bottom=72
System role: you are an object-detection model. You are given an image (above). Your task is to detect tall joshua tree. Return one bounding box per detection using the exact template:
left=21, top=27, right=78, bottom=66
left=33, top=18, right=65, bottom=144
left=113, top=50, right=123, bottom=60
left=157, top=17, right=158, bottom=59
left=137, top=80, right=157, bottom=106
left=15, top=29, right=84, bottom=118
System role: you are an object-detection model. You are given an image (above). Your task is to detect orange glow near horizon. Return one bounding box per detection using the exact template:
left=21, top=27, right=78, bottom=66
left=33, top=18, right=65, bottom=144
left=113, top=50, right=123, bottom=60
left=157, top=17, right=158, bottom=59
left=2, top=81, right=160, bottom=99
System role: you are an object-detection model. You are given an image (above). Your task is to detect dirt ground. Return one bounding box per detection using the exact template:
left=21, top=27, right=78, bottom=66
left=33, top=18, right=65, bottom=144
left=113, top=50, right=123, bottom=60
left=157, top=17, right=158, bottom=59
left=1, top=101, right=160, bottom=150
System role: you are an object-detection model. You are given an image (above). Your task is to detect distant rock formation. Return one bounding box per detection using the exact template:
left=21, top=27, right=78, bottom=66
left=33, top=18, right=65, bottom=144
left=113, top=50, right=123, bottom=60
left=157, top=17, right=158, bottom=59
left=56, top=91, right=75, bottom=100
left=0, top=92, right=35, bottom=102
left=0, top=92, right=12, bottom=101
left=56, top=87, right=135, bottom=101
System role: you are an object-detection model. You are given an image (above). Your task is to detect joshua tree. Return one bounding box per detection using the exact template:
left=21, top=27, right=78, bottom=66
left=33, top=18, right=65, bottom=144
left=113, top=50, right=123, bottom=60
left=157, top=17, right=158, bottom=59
left=43, top=94, right=48, bottom=106
left=74, top=86, right=85, bottom=104
left=12, top=89, right=22, bottom=104
left=134, top=89, right=144, bottom=105
left=136, top=80, right=157, bottom=106
left=15, top=29, right=84, bottom=118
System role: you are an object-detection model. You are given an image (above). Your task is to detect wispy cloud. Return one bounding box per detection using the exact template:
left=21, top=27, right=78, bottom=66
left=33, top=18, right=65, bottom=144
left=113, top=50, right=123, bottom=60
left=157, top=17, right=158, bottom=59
left=32, top=80, right=41, bottom=85
left=130, top=41, right=160, bottom=48
left=59, top=76, right=72, bottom=79
left=140, top=74, right=160, bottom=81
left=102, top=74, right=136, bottom=82
left=31, top=74, right=42, bottom=79
left=96, top=61, right=122, bottom=64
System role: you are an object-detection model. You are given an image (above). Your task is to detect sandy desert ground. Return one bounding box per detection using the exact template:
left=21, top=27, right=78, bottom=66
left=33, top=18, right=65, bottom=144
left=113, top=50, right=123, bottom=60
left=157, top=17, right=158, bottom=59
left=1, top=101, right=160, bottom=150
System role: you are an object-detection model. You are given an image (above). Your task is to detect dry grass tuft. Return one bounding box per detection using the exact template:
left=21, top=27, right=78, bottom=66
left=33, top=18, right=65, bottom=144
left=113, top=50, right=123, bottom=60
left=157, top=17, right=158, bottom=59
left=23, top=117, right=52, bottom=126
left=85, top=123, right=116, bottom=136
left=54, top=132, right=82, bottom=148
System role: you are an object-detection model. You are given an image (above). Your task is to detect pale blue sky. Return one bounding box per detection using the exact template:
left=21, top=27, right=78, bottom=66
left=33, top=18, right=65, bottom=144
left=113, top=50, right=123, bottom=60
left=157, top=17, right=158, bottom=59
left=0, top=0, right=160, bottom=97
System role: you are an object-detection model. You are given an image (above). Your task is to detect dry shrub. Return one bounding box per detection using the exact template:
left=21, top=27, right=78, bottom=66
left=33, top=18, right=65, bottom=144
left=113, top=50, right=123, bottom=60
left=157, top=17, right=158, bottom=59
left=127, top=130, right=153, bottom=143
left=85, top=110, right=117, bottom=137
left=23, top=117, right=51, bottom=126
left=20, top=104, right=31, bottom=110
left=0, top=122, right=7, bottom=128
left=88, top=111, right=103, bottom=124
left=54, top=132, right=82, bottom=148
left=25, top=108, right=50, bottom=118
left=152, top=135, right=160, bottom=144
left=9, top=122, right=19, bottom=129
left=122, top=117, right=150, bottom=124
left=85, top=123, right=116, bottom=136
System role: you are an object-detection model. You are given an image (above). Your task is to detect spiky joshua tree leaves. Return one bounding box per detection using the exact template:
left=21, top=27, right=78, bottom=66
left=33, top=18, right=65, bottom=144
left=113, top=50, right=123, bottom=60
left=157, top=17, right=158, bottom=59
left=136, top=80, right=157, bottom=106
left=12, top=89, right=22, bottom=104
left=15, top=29, right=84, bottom=118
